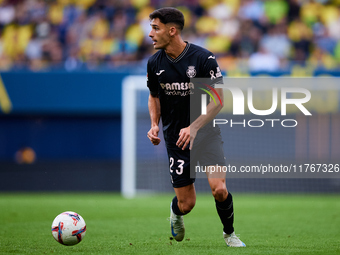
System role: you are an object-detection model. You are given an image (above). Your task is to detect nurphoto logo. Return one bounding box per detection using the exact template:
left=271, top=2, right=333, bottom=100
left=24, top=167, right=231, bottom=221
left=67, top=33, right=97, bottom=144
left=197, top=78, right=313, bottom=128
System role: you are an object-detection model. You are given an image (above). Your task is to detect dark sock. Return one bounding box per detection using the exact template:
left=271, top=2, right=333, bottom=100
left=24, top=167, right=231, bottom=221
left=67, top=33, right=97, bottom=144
left=171, top=196, right=185, bottom=216
left=215, top=192, right=234, bottom=235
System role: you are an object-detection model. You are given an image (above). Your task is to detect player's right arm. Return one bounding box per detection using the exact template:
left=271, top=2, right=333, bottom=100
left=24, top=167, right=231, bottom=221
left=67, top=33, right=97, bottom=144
left=147, top=94, right=161, bottom=145
left=146, top=58, right=161, bottom=145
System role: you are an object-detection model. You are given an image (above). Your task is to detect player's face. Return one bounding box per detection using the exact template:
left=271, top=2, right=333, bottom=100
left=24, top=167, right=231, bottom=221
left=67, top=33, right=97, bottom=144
left=149, top=18, right=171, bottom=50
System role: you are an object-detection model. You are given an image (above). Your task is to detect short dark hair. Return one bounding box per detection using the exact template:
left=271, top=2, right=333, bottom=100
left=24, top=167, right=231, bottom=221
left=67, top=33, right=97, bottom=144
left=149, top=7, right=184, bottom=31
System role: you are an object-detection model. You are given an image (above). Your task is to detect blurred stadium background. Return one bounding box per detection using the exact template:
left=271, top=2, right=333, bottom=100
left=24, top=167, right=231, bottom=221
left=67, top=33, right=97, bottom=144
left=0, top=0, right=340, bottom=194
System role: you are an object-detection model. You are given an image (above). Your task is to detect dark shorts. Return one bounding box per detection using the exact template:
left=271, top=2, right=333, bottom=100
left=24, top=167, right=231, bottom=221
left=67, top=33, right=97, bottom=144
left=166, top=147, right=193, bottom=188
left=167, top=129, right=226, bottom=188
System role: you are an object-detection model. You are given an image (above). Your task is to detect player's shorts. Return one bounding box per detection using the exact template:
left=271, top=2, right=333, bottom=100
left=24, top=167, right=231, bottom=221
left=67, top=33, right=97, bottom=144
left=191, top=128, right=226, bottom=167
left=166, top=146, right=193, bottom=188
left=166, top=128, right=226, bottom=188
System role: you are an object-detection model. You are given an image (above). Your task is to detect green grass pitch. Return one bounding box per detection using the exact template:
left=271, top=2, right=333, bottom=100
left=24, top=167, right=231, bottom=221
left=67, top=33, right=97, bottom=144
left=0, top=193, right=339, bottom=255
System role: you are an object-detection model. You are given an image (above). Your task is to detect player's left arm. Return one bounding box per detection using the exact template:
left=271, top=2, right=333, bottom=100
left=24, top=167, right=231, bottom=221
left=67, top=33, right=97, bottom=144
left=176, top=54, right=223, bottom=150
left=176, top=88, right=223, bottom=150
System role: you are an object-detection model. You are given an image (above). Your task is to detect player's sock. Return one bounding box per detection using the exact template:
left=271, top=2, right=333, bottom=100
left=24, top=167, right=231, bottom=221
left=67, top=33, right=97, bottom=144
left=171, top=196, right=186, bottom=216
left=215, top=192, right=234, bottom=235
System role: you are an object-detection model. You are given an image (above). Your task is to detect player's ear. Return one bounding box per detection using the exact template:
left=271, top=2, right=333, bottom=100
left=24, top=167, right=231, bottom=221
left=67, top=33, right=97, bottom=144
left=169, top=26, right=177, bottom=36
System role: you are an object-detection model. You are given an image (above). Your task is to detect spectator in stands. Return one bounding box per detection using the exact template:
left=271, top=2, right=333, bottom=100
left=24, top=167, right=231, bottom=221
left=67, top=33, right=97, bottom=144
left=248, top=45, right=281, bottom=72
left=260, top=23, right=291, bottom=59
left=0, top=0, right=15, bottom=28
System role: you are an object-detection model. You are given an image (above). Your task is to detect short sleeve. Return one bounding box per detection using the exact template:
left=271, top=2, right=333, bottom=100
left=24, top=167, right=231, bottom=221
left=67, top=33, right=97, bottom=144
left=147, top=59, right=159, bottom=96
left=202, top=55, right=223, bottom=87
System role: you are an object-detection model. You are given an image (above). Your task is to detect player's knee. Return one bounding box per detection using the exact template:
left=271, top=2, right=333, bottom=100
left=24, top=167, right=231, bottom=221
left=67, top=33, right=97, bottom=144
left=178, top=199, right=195, bottom=214
left=212, top=187, right=228, bottom=202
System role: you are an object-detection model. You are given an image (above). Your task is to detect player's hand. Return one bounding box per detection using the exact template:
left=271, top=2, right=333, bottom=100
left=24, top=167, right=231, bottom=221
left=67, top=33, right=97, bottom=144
left=147, top=126, right=161, bottom=145
left=176, top=126, right=192, bottom=150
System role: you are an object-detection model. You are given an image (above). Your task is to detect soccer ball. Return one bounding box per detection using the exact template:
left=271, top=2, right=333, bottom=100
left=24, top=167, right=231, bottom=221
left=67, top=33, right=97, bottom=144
left=51, top=211, right=86, bottom=246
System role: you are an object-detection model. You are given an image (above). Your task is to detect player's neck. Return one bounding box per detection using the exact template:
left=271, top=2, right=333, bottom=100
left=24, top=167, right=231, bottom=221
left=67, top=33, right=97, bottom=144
left=164, top=39, right=187, bottom=60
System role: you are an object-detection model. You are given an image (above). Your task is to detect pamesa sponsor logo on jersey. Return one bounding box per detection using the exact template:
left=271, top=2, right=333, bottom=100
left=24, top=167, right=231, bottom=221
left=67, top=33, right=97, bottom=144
left=160, top=82, right=195, bottom=96
left=159, top=66, right=196, bottom=96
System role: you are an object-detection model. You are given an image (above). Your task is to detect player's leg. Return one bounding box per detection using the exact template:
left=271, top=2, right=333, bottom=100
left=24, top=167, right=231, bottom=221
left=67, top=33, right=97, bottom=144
left=197, top=129, right=245, bottom=247
left=207, top=176, right=233, bottom=233
left=167, top=147, right=194, bottom=242
left=173, top=183, right=196, bottom=214
left=207, top=175, right=245, bottom=247
left=170, top=183, right=196, bottom=242
left=170, top=184, right=196, bottom=242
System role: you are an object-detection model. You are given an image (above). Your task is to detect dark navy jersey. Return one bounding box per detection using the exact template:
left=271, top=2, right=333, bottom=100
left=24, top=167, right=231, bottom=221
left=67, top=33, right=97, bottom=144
left=147, top=42, right=223, bottom=148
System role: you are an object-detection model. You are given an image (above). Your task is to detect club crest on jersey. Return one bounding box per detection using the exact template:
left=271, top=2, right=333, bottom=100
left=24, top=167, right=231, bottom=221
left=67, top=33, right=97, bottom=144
left=186, top=66, right=196, bottom=78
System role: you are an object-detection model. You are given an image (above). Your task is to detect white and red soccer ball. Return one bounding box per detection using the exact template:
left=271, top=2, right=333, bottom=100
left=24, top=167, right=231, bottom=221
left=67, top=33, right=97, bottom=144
left=51, top=211, right=86, bottom=246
